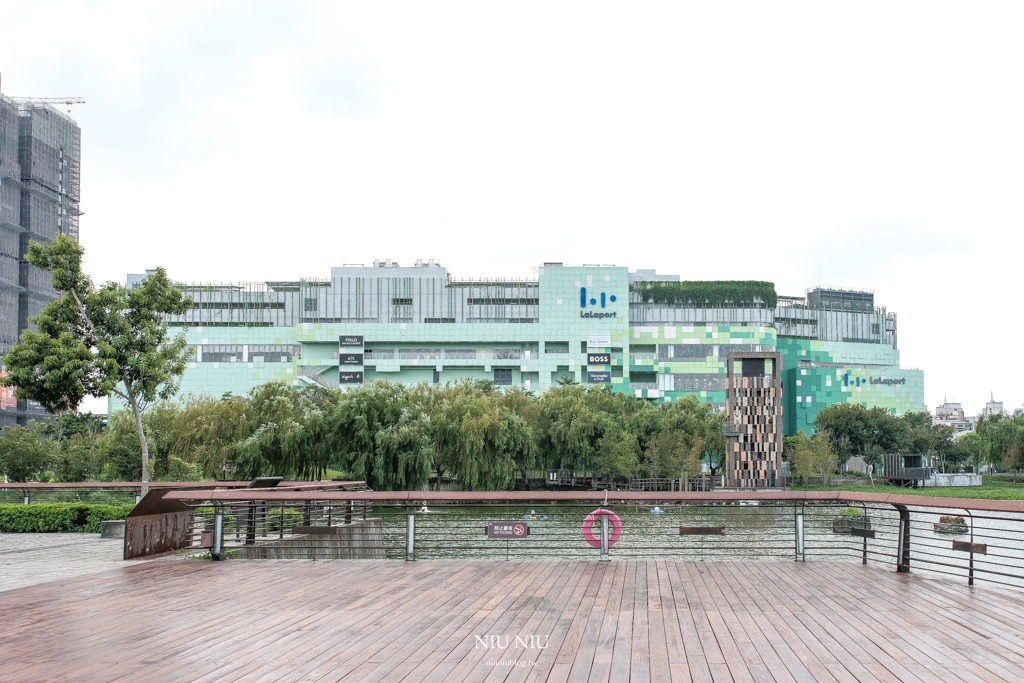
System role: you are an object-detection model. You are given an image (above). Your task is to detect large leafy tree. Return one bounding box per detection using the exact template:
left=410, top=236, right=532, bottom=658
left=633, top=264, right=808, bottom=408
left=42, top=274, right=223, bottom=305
left=1, top=235, right=191, bottom=495
left=329, top=380, right=433, bottom=490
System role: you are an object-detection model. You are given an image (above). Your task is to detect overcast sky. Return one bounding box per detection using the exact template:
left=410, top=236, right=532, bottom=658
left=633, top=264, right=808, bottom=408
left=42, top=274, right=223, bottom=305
left=2, top=2, right=1021, bottom=416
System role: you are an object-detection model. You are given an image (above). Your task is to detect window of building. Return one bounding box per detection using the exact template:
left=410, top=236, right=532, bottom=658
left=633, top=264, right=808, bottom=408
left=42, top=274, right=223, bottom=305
left=445, top=349, right=477, bottom=359
left=399, top=348, right=441, bottom=359
left=304, top=298, right=318, bottom=312
left=433, top=369, right=440, bottom=384
left=494, top=368, right=513, bottom=385
left=492, top=349, right=521, bottom=360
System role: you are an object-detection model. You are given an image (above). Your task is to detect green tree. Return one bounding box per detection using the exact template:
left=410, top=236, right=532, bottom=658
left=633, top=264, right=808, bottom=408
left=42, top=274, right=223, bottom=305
left=540, top=384, right=611, bottom=488
left=430, top=381, right=530, bottom=491
left=644, top=426, right=685, bottom=480
left=53, top=432, right=105, bottom=482
left=0, top=424, right=55, bottom=482
left=790, top=429, right=839, bottom=489
left=329, top=380, right=433, bottom=490
left=679, top=434, right=704, bottom=492
left=594, top=426, right=639, bottom=487
left=1, top=236, right=191, bottom=496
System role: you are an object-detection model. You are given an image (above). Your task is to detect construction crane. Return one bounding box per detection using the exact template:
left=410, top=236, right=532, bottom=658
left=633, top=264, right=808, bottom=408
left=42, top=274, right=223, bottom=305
left=9, top=97, right=84, bottom=114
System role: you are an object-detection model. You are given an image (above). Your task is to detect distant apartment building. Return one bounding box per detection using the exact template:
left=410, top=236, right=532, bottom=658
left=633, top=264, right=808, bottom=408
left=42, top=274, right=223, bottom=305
left=983, top=393, right=1003, bottom=418
left=0, top=89, right=82, bottom=426
left=934, top=398, right=973, bottom=433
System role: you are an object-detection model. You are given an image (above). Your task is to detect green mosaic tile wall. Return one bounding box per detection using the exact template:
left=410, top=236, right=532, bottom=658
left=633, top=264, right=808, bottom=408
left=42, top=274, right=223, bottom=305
left=776, top=339, right=924, bottom=434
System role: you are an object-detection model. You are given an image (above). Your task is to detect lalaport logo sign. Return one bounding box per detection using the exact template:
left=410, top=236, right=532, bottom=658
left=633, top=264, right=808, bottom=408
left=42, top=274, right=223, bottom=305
left=579, top=287, right=618, bottom=319
left=843, top=373, right=906, bottom=387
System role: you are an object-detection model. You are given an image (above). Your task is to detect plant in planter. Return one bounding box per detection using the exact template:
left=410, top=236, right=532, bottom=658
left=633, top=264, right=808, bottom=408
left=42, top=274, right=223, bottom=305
left=934, top=515, right=969, bottom=534
left=832, top=507, right=871, bottom=533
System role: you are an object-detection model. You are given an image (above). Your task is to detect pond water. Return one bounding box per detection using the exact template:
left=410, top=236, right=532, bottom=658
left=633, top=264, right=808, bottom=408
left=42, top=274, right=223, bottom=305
left=369, top=501, right=1024, bottom=590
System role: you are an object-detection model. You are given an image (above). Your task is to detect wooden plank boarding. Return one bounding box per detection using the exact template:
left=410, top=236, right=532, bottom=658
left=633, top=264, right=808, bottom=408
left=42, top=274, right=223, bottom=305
left=3, top=559, right=1024, bottom=682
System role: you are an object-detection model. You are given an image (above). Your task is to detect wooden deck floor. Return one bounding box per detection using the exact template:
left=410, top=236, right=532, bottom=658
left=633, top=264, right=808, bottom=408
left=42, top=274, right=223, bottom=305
left=3, top=559, right=1024, bottom=682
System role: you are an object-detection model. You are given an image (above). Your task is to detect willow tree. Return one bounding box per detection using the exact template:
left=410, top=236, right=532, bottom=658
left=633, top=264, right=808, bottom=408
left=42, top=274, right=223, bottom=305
left=1, top=235, right=191, bottom=496
left=540, top=384, right=613, bottom=488
left=234, top=383, right=334, bottom=480
left=430, top=381, right=532, bottom=491
left=329, top=380, right=433, bottom=490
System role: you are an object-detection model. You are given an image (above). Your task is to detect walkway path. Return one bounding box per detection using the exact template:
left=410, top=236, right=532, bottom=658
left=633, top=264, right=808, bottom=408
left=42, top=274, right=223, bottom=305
left=2, top=558, right=1024, bottom=682
left=0, top=533, right=157, bottom=592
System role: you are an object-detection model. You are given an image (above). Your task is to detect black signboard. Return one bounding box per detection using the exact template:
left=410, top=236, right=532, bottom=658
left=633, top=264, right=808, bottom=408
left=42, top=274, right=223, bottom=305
left=587, top=352, right=611, bottom=365
left=486, top=522, right=529, bottom=539
left=339, top=371, right=364, bottom=384
left=339, top=335, right=364, bottom=347
left=586, top=371, right=611, bottom=384
left=339, top=353, right=363, bottom=366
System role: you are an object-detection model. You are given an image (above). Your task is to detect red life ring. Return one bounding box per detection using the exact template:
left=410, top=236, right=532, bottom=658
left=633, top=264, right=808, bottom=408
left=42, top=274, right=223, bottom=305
left=581, top=508, right=622, bottom=548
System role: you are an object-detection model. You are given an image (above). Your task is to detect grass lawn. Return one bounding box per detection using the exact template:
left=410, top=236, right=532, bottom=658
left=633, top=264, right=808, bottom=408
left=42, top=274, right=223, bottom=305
left=797, top=476, right=1024, bottom=500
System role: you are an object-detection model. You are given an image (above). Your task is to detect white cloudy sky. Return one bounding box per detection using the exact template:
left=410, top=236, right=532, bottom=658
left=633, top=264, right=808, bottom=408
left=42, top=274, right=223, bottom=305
left=2, top=2, right=1022, bottom=416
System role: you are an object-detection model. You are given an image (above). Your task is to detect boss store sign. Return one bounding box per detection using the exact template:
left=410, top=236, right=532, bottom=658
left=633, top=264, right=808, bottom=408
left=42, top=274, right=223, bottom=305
left=587, top=352, right=611, bottom=366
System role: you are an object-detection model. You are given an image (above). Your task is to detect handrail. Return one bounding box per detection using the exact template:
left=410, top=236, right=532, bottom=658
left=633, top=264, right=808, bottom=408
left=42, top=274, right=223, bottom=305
left=158, top=488, right=1024, bottom=513
left=1, top=480, right=366, bottom=490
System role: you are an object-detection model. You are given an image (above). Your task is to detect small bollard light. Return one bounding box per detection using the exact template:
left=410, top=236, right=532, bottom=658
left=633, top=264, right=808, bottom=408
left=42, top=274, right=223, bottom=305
left=406, top=513, right=416, bottom=561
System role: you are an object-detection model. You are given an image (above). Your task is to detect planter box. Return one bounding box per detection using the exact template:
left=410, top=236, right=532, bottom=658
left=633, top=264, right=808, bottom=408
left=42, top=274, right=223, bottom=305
left=832, top=517, right=872, bottom=534
left=933, top=522, right=969, bottom=534
left=100, top=520, right=125, bottom=539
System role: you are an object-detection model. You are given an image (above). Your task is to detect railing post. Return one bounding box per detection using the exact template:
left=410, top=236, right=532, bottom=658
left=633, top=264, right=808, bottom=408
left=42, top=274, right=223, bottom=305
left=967, top=509, right=975, bottom=586
left=600, top=513, right=610, bottom=561
left=895, top=504, right=910, bottom=573
left=795, top=505, right=804, bottom=561
left=406, top=513, right=416, bottom=562
left=246, top=503, right=256, bottom=545
left=212, top=509, right=224, bottom=561
left=861, top=504, right=868, bottom=565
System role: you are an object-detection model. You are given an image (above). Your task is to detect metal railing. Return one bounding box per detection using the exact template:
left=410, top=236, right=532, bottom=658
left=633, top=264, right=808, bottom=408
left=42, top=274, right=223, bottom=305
left=140, top=490, right=1024, bottom=591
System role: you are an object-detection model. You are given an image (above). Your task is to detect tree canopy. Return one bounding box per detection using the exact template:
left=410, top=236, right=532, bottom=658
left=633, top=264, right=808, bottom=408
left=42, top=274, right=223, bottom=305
left=0, top=378, right=730, bottom=491
left=1, top=235, right=192, bottom=494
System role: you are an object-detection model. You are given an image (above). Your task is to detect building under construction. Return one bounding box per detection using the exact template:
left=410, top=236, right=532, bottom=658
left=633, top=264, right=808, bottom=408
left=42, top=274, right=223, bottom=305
left=0, top=86, right=82, bottom=426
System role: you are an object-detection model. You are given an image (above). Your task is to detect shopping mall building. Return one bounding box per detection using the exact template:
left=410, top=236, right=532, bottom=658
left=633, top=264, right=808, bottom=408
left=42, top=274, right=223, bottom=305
left=126, top=261, right=924, bottom=436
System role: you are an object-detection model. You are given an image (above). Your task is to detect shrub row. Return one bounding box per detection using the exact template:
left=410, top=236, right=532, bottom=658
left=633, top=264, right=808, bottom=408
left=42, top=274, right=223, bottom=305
left=0, top=503, right=134, bottom=533
left=630, top=280, right=778, bottom=308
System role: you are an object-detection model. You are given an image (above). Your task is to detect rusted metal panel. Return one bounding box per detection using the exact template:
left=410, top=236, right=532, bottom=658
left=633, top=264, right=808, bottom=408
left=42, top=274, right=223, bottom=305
left=952, top=541, right=987, bottom=555
left=679, top=527, right=725, bottom=535
left=124, top=511, right=195, bottom=560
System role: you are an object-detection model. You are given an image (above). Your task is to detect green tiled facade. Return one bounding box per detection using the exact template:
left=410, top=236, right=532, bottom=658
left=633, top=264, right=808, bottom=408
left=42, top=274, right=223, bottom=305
left=777, top=338, right=924, bottom=435
left=116, top=264, right=924, bottom=436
